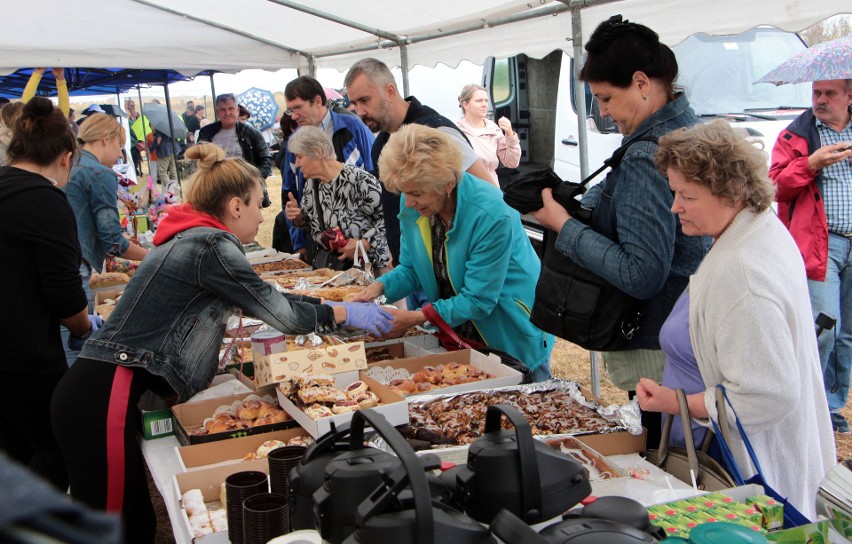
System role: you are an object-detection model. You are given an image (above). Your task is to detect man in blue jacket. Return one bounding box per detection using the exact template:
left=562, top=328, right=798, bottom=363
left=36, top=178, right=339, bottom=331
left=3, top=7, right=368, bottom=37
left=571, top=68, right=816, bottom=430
left=280, top=76, right=375, bottom=262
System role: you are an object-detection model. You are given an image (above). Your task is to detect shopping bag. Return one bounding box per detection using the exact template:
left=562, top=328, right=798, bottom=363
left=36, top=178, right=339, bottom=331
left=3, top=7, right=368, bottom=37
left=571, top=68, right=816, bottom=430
left=644, top=388, right=736, bottom=491
left=711, top=385, right=811, bottom=527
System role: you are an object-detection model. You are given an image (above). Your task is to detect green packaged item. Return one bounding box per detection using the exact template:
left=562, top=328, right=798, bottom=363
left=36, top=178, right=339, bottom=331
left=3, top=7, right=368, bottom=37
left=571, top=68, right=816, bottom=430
left=649, top=504, right=682, bottom=522
left=746, top=494, right=784, bottom=530
left=687, top=492, right=735, bottom=511
left=655, top=519, right=688, bottom=540
left=765, top=520, right=829, bottom=543
left=722, top=502, right=764, bottom=530
left=688, top=510, right=724, bottom=524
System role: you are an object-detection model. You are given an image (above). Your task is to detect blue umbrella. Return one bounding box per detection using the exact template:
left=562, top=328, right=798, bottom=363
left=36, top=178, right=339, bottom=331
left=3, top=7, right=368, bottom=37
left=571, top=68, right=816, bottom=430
left=237, top=87, right=279, bottom=131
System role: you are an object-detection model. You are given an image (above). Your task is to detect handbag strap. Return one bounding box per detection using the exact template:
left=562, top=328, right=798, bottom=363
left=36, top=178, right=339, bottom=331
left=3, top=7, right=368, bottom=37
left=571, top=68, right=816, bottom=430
left=421, top=303, right=474, bottom=350
left=710, top=385, right=766, bottom=485
left=675, top=388, right=701, bottom=480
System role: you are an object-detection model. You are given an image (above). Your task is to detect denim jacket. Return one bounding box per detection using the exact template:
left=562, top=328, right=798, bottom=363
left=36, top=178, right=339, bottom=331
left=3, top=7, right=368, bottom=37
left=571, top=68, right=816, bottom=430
left=65, top=149, right=130, bottom=272
left=80, top=227, right=337, bottom=402
left=555, top=94, right=711, bottom=349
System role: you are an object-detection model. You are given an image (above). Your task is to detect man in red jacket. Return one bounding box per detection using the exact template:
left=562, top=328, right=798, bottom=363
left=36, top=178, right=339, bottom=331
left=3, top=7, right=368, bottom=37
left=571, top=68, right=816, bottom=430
left=770, top=79, right=852, bottom=434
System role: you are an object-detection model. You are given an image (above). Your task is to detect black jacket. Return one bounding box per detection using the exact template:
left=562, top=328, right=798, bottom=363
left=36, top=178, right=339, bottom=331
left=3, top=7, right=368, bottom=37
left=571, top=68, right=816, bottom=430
left=197, top=121, right=273, bottom=178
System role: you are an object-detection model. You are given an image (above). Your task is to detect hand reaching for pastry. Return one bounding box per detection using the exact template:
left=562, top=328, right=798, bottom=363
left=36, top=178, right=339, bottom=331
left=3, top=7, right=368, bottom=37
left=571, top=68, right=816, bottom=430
left=342, top=302, right=393, bottom=336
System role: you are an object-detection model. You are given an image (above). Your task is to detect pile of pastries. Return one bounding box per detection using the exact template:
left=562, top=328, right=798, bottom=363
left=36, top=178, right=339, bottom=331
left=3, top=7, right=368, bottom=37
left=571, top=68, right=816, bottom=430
left=191, top=397, right=291, bottom=436
left=283, top=285, right=364, bottom=302
left=278, top=374, right=382, bottom=420
left=181, top=489, right=227, bottom=538
left=386, top=362, right=494, bottom=396
left=269, top=268, right=336, bottom=288
left=251, top=259, right=310, bottom=273
left=407, top=389, right=617, bottom=446
left=241, top=436, right=315, bottom=462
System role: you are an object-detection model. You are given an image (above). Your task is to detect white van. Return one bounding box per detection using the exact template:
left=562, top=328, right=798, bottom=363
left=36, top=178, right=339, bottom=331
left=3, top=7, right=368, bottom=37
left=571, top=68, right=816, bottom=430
left=482, top=27, right=811, bottom=245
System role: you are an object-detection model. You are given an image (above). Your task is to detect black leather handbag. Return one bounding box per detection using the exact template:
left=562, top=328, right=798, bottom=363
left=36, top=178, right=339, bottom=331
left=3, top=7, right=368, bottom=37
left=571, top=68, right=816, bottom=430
left=530, top=136, right=656, bottom=351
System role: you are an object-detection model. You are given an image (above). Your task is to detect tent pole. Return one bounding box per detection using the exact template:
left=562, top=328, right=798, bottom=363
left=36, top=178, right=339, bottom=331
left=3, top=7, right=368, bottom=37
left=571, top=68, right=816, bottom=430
left=138, top=87, right=153, bottom=198
left=163, top=75, right=181, bottom=191
left=210, top=74, right=217, bottom=121
left=399, top=44, right=410, bottom=97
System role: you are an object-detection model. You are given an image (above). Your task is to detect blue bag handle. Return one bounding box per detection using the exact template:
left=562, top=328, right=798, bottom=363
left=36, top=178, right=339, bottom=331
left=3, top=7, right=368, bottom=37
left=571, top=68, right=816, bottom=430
left=710, top=385, right=811, bottom=527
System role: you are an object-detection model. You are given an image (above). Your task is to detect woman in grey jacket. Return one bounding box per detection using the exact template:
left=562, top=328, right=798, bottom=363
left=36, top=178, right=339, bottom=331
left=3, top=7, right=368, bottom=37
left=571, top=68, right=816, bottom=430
left=51, top=143, right=392, bottom=543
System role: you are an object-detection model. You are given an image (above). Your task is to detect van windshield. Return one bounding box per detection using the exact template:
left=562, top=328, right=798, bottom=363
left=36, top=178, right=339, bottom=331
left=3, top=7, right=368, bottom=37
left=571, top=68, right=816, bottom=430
left=674, top=27, right=811, bottom=117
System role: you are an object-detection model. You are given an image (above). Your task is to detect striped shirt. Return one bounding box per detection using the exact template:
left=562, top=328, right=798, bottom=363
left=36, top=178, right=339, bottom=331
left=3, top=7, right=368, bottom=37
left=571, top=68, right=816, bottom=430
left=816, top=118, right=852, bottom=234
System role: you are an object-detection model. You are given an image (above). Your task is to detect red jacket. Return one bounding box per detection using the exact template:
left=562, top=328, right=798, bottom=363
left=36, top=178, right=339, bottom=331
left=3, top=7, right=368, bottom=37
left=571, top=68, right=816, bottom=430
left=769, top=109, right=828, bottom=281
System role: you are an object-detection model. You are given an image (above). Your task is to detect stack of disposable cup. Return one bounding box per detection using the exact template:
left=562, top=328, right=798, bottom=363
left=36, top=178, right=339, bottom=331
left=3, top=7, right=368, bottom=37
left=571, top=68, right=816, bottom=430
left=268, top=445, right=307, bottom=531
left=242, top=492, right=289, bottom=544
left=225, top=471, right=268, bottom=544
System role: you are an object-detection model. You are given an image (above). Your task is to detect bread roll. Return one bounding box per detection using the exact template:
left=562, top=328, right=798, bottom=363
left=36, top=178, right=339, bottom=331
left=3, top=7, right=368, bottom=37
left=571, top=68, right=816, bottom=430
left=89, top=272, right=131, bottom=289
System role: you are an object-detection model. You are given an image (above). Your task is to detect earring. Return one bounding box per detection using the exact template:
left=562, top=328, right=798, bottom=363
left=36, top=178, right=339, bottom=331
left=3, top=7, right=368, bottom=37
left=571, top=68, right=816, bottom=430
left=642, top=94, right=647, bottom=100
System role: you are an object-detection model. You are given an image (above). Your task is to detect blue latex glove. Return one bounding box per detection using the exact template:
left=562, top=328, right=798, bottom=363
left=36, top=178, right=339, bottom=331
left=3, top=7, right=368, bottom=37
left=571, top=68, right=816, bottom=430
left=67, top=314, right=104, bottom=351
left=343, top=303, right=393, bottom=337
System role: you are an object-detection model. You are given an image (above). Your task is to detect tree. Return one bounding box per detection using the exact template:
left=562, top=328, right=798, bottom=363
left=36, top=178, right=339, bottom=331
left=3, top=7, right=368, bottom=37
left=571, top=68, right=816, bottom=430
left=800, top=15, right=852, bottom=46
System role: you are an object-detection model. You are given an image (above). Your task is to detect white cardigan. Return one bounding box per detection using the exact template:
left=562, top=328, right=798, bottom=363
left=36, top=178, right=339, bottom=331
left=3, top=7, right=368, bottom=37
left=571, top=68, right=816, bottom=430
left=688, top=208, right=835, bottom=520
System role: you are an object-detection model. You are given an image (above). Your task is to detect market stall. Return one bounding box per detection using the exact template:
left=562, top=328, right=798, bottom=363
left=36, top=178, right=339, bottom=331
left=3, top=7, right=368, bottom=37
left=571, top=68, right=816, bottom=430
left=129, top=252, right=845, bottom=544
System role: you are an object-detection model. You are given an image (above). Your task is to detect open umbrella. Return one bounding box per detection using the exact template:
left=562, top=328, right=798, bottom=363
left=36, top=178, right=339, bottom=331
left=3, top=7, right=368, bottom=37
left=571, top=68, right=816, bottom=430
left=99, top=104, right=127, bottom=118
left=141, top=103, right=187, bottom=139
left=756, top=35, right=852, bottom=86
left=237, top=87, right=279, bottom=131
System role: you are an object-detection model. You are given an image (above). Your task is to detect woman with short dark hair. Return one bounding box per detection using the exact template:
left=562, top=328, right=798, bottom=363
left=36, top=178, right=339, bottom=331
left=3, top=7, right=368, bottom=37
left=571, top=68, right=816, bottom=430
left=532, top=16, right=711, bottom=443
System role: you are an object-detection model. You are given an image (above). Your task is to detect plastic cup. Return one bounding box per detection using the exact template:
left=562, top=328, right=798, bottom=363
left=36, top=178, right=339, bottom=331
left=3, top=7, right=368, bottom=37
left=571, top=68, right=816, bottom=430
left=268, top=446, right=307, bottom=496
left=242, top=492, right=289, bottom=544
left=225, top=471, right=269, bottom=544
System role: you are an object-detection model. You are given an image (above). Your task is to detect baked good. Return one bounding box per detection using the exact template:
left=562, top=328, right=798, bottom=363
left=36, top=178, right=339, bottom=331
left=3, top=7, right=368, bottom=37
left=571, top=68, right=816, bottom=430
left=189, top=513, right=213, bottom=538
left=441, top=362, right=468, bottom=382
left=256, top=399, right=279, bottom=419
left=345, top=380, right=368, bottom=397
left=89, top=272, right=131, bottom=289
left=181, top=489, right=207, bottom=516
left=354, top=391, right=380, bottom=409
left=412, top=366, right=442, bottom=385
left=304, top=404, right=334, bottom=419
left=297, top=373, right=335, bottom=389
left=331, top=400, right=359, bottom=414
left=287, top=435, right=315, bottom=447
left=219, top=483, right=227, bottom=507
left=236, top=399, right=262, bottom=420
left=209, top=509, right=227, bottom=532
left=250, top=409, right=289, bottom=427
left=388, top=379, right=417, bottom=396
left=256, top=439, right=286, bottom=458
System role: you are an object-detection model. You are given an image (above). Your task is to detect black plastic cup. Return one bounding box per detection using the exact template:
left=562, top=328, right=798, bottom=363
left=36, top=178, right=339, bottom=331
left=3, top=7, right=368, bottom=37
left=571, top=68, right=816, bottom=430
left=243, top=492, right=289, bottom=544
left=225, top=471, right=269, bottom=544
left=268, top=446, right=307, bottom=496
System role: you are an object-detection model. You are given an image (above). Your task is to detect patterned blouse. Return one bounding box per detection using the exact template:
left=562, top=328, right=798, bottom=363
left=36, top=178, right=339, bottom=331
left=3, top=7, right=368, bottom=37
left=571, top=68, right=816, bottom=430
left=298, top=164, right=390, bottom=268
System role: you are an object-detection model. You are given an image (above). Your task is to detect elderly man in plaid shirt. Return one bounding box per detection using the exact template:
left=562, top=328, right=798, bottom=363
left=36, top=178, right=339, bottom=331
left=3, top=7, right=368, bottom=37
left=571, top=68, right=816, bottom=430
left=770, top=79, right=852, bottom=434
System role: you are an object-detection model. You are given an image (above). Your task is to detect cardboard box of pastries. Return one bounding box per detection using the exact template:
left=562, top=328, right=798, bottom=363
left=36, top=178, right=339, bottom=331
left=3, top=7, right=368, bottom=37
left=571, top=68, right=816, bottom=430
left=253, top=337, right=367, bottom=387
left=276, top=373, right=408, bottom=438
left=175, top=427, right=313, bottom=471
left=171, top=389, right=298, bottom=446
left=364, top=349, right=523, bottom=396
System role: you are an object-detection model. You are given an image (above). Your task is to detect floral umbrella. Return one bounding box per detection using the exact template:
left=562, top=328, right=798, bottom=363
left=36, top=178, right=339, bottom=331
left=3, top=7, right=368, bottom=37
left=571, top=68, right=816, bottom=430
left=237, top=87, right=279, bottom=131
left=756, top=35, right=852, bottom=86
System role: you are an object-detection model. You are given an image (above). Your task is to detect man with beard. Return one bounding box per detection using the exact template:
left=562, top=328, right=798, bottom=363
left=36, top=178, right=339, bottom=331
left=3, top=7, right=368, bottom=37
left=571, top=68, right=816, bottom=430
left=344, top=58, right=491, bottom=265
left=770, top=79, right=852, bottom=434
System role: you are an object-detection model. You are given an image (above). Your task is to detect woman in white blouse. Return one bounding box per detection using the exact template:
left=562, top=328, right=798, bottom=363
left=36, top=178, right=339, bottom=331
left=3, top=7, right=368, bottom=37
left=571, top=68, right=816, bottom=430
left=455, top=84, right=521, bottom=188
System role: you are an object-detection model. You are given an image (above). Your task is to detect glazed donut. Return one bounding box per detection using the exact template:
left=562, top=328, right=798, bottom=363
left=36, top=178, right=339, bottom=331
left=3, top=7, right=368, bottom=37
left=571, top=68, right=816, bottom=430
left=256, top=439, right=286, bottom=458
left=345, top=380, right=368, bottom=397
left=331, top=400, right=359, bottom=414
left=287, top=435, right=315, bottom=447
left=236, top=399, right=262, bottom=420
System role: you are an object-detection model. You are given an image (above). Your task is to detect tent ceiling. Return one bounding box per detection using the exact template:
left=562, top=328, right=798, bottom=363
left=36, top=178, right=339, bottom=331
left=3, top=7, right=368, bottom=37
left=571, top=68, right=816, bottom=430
left=0, top=0, right=848, bottom=75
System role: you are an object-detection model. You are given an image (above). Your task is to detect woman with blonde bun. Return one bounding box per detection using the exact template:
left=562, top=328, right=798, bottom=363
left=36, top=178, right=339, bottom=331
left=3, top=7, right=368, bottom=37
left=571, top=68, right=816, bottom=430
left=51, top=143, right=392, bottom=542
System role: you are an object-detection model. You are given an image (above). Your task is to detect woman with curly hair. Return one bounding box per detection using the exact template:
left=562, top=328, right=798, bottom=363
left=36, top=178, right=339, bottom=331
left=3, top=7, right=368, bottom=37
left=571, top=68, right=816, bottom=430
left=637, top=120, right=835, bottom=519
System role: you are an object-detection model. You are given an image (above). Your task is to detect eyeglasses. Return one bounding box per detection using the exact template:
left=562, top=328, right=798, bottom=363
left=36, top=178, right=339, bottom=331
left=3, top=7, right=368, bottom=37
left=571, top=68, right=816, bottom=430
left=284, top=104, right=303, bottom=116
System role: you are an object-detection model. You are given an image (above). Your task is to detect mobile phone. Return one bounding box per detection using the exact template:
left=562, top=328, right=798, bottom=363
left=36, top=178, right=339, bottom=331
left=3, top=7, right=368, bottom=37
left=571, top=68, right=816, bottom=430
left=841, top=143, right=852, bottom=152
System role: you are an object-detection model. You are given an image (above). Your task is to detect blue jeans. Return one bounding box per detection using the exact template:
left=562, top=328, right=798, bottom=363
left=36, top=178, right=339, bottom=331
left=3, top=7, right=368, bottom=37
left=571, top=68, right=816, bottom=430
left=60, top=264, right=93, bottom=367
left=808, top=233, right=852, bottom=413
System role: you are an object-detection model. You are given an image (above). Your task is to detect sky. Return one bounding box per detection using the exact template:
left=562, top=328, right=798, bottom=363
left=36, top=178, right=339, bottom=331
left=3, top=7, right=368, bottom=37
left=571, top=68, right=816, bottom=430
left=70, top=62, right=483, bottom=122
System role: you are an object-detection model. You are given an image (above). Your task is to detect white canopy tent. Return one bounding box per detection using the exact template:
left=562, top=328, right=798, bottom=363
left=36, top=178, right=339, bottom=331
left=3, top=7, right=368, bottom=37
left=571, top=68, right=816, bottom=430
left=1, top=0, right=847, bottom=78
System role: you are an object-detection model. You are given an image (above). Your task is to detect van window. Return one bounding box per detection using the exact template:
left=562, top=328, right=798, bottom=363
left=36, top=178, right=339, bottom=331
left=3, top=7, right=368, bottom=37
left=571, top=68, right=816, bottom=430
left=569, top=58, right=618, bottom=133
left=492, top=58, right=512, bottom=105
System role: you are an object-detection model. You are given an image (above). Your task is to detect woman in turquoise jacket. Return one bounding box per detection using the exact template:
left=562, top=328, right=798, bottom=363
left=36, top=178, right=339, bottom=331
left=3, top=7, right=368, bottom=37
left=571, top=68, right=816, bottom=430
left=353, top=124, right=553, bottom=379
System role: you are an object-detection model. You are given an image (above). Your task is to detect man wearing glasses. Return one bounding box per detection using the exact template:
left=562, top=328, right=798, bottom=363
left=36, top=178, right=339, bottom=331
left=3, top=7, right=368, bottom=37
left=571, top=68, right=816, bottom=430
left=198, top=93, right=273, bottom=207
left=279, top=76, right=376, bottom=262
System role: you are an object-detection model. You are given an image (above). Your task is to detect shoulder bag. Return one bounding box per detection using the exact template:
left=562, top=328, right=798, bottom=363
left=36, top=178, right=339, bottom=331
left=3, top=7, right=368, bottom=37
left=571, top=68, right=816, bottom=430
left=711, top=385, right=810, bottom=527
left=644, top=388, right=736, bottom=492
left=421, top=303, right=534, bottom=384
left=530, top=135, right=657, bottom=351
